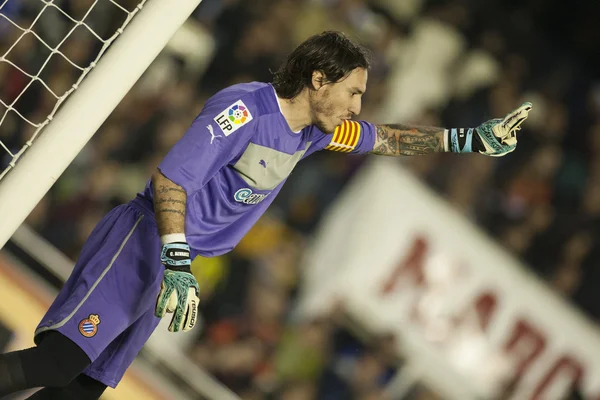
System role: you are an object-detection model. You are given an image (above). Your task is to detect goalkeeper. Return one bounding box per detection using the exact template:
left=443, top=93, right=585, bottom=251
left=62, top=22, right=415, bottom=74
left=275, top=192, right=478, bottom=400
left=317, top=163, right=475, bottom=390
left=0, top=31, right=532, bottom=399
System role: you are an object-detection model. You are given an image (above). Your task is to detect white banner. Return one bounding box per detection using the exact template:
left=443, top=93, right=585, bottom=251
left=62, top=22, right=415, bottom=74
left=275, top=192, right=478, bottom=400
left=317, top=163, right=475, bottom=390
left=299, top=157, right=600, bottom=400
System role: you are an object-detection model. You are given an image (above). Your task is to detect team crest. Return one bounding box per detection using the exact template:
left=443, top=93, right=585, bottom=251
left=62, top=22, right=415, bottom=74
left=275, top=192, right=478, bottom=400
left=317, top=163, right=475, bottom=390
left=79, top=314, right=100, bottom=338
left=214, top=100, right=253, bottom=136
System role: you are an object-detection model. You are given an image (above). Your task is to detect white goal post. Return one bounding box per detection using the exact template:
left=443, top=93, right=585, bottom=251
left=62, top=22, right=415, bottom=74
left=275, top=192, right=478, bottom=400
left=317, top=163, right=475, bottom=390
left=0, top=0, right=203, bottom=250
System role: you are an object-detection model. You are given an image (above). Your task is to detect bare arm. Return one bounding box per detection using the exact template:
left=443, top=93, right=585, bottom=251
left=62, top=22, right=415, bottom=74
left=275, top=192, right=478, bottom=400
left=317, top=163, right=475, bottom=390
left=151, top=169, right=187, bottom=236
left=370, top=124, right=446, bottom=156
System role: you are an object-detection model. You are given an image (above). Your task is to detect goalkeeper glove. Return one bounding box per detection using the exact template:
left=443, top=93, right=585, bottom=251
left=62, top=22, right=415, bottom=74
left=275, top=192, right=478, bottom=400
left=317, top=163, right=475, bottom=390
left=448, top=102, right=533, bottom=157
left=155, top=242, right=200, bottom=332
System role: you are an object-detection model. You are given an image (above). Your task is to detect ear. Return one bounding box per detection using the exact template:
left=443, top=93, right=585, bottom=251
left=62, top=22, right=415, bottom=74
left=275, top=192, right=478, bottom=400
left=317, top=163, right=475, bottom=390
left=311, top=70, right=326, bottom=91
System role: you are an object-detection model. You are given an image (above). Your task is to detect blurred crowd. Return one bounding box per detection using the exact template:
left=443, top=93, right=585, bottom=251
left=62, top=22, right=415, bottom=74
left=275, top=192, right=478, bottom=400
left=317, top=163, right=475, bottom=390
left=1, top=0, right=600, bottom=399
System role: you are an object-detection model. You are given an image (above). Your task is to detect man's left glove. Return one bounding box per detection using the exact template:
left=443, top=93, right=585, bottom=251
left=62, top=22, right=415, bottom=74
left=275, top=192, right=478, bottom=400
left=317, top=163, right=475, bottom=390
left=449, top=102, right=533, bottom=157
left=155, top=242, right=200, bottom=332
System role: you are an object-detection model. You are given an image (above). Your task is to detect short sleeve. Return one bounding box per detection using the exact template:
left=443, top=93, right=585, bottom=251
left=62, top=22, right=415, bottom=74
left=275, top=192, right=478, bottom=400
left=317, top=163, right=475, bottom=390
left=158, top=97, right=257, bottom=194
left=323, top=120, right=376, bottom=154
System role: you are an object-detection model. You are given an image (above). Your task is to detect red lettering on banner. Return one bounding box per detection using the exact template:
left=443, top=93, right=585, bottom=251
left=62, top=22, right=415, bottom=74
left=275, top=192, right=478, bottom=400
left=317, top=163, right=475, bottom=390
left=531, top=356, right=582, bottom=400
left=504, top=320, right=547, bottom=384
left=501, top=321, right=600, bottom=399
left=474, top=292, right=497, bottom=331
left=377, top=238, right=600, bottom=399
left=380, top=236, right=427, bottom=295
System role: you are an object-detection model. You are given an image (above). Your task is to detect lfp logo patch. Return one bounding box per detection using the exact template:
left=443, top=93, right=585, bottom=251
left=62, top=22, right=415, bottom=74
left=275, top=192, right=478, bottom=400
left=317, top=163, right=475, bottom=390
left=79, top=314, right=100, bottom=338
left=214, top=100, right=253, bottom=136
left=234, top=188, right=268, bottom=205
left=229, top=104, right=250, bottom=124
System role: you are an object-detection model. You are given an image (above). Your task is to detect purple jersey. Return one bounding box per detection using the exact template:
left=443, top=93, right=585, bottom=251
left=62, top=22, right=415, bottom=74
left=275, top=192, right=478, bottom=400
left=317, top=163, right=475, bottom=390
left=35, top=82, right=377, bottom=388
left=138, top=82, right=376, bottom=256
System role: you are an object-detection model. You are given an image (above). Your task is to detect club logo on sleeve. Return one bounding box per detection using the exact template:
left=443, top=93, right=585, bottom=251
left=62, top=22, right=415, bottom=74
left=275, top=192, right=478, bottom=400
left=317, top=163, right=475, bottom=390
left=79, top=314, right=100, bottom=338
left=234, top=188, right=268, bottom=205
left=214, top=100, right=253, bottom=136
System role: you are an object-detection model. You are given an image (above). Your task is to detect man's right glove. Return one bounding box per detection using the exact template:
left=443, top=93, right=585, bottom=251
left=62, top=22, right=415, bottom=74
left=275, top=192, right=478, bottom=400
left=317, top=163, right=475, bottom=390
left=448, top=102, right=533, bottom=157
left=155, top=242, right=200, bottom=332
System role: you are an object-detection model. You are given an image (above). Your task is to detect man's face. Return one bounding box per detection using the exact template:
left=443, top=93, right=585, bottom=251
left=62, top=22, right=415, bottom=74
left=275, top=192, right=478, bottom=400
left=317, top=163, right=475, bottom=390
left=308, top=67, right=368, bottom=134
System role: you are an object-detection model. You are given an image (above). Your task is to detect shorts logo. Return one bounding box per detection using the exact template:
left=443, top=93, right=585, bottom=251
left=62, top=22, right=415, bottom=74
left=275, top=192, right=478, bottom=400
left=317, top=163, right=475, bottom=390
left=234, top=188, right=268, bottom=205
left=79, top=314, right=100, bottom=338
left=214, top=100, right=253, bottom=136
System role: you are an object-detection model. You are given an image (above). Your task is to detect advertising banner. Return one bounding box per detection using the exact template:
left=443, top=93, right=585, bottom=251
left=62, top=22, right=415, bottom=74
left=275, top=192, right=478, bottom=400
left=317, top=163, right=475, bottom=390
left=300, top=158, right=600, bottom=400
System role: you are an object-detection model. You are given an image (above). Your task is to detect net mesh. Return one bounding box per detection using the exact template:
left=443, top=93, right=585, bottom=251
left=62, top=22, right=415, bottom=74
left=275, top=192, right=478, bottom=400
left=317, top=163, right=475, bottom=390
left=0, top=0, right=147, bottom=181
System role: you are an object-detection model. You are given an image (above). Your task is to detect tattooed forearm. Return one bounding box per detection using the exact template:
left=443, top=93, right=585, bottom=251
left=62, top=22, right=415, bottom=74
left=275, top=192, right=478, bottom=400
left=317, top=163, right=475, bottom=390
left=371, top=124, right=446, bottom=156
left=152, top=170, right=187, bottom=236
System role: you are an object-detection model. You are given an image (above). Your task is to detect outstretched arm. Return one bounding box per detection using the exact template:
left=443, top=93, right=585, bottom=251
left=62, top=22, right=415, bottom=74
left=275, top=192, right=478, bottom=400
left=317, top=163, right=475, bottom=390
left=371, top=124, right=446, bottom=156
left=369, top=102, right=533, bottom=157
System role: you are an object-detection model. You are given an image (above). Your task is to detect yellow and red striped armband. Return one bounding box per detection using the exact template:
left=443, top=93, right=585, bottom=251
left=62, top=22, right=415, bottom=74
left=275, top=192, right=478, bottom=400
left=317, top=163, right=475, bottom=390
left=325, top=120, right=362, bottom=153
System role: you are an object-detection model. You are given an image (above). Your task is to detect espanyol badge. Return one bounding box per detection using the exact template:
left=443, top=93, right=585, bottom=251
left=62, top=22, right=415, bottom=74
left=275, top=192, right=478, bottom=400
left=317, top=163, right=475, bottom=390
left=79, top=314, right=101, bottom=338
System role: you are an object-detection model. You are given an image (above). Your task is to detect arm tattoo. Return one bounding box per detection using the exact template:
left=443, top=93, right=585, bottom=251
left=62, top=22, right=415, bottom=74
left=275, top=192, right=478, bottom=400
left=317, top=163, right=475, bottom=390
left=152, top=172, right=187, bottom=236
left=371, top=124, right=445, bottom=156
left=156, top=198, right=186, bottom=206
left=158, top=208, right=186, bottom=217
left=157, top=185, right=186, bottom=195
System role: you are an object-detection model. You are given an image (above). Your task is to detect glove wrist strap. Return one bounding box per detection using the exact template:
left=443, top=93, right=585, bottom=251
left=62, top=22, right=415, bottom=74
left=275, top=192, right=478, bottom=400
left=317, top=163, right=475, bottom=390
left=161, top=242, right=192, bottom=268
left=446, top=128, right=475, bottom=153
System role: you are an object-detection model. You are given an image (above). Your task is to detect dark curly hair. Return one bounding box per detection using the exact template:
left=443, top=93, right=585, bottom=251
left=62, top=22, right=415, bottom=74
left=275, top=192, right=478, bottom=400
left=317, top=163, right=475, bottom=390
left=272, top=31, right=371, bottom=99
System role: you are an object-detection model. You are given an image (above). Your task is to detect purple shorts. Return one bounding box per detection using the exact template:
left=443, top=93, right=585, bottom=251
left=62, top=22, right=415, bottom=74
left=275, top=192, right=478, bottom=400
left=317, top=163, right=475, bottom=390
left=35, top=198, right=163, bottom=388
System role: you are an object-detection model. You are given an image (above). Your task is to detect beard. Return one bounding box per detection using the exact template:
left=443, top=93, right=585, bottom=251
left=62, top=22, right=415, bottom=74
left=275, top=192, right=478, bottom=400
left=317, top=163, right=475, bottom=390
left=309, top=88, right=337, bottom=134
left=314, top=115, right=334, bottom=134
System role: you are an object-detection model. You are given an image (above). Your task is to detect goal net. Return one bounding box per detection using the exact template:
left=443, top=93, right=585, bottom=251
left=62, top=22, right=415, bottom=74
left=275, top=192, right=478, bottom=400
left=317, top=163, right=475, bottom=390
left=0, top=0, right=148, bottom=181
left=0, top=0, right=202, bottom=249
